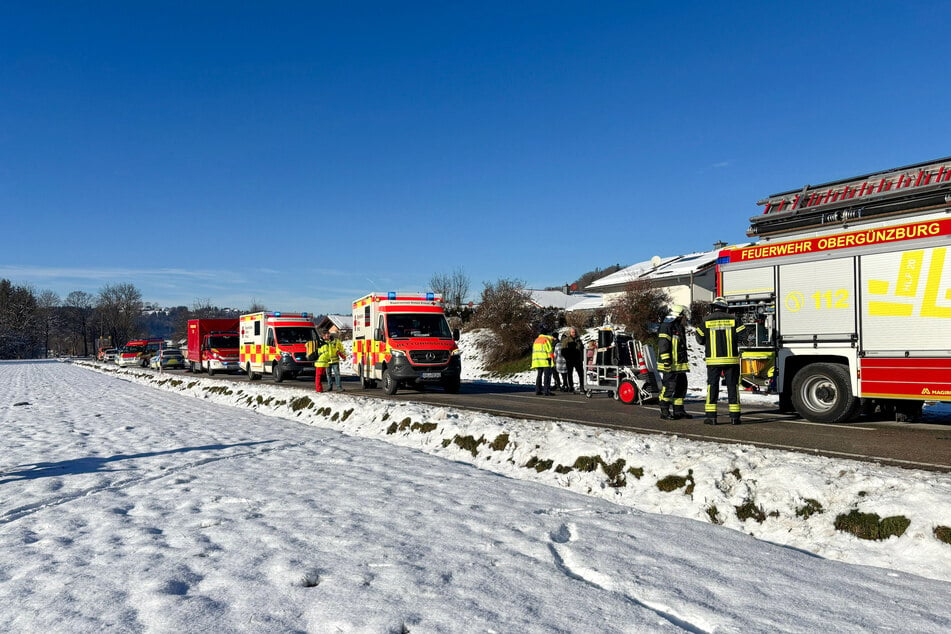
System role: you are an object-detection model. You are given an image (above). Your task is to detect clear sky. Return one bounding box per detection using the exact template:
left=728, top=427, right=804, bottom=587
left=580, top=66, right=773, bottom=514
left=2, top=1, right=948, bottom=315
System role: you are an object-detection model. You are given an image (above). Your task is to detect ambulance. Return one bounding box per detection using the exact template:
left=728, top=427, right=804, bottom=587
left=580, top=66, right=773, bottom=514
left=239, top=312, right=319, bottom=382
left=717, top=156, right=951, bottom=423
left=352, top=292, right=461, bottom=395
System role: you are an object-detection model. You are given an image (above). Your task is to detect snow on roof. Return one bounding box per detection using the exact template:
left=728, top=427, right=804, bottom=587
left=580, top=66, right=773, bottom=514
left=524, top=289, right=602, bottom=310
left=586, top=245, right=751, bottom=290
left=319, top=314, right=352, bottom=330
left=565, top=295, right=605, bottom=311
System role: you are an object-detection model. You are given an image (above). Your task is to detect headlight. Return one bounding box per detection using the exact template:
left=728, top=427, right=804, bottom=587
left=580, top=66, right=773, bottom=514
left=451, top=349, right=461, bottom=356
left=390, top=349, right=406, bottom=358
left=281, top=351, right=293, bottom=360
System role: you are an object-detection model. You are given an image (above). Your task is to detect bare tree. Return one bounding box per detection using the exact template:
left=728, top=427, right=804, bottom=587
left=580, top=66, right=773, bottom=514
left=247, top=298, right=268, bottom=313
left=98, top=283, right=144, bottom=347
left=470, top=278, right=538, bottom=367
left=430, top=267, right=471, bottom=313
left=607, top=279, right=670, bottom=342
left=35, top=290, right=61, bottom=357
left=65, top=290, right=95, bottom=356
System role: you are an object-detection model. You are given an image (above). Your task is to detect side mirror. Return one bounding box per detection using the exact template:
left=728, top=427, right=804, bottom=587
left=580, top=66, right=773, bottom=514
left=375, top=327, right=385, bottom=341
left=452, top=328, right=460, bottom=341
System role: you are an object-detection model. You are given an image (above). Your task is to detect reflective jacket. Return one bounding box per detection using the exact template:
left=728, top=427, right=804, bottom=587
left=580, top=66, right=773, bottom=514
left=531, top=334, right=554, bottom=369
left=314, top=340, right=335, bottom=368
left=695, top=310, right=746, bottom=365
left=657, top=317, right=689, bottom=373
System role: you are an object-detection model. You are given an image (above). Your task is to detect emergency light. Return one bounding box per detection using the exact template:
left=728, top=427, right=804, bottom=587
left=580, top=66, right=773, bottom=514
left=425, top=292, right=435, bottom=301
left=388, top=291, right=397, bottom=300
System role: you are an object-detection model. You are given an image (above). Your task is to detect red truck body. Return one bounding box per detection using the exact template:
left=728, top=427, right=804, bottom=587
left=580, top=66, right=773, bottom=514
left=186, top=319, right=240, bottom=375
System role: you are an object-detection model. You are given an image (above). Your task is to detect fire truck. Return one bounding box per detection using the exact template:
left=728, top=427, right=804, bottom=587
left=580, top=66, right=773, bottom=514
left=187, top=318, right=239, bottom=375
left=239, top=312, right=319, bottom=382
left=352, top=292, right=461, bottom=395
left=717, top=156, right=951, bottom=423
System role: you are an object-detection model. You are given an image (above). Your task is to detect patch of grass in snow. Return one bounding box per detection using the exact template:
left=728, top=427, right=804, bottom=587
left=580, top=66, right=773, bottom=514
left=628, top=466, right=644, bottom=480
left=341, top=408, right=354, bottom=421
left=935, top=526, right=951, bottom=545
left=834, top=510, right=910, bottom=540
left=486, top=354, right=532, bottom=376
left=411, top=421, right=437, bottom=433
left=705, top=505, right=723, bottom=525
left=735, top=499, right=767, bottom=523
left=525, top=456, right=553, bottom=472
left=656, top=469, right=694, bottom=494
left=203, top=385, right=234, bottom=395
left=290, top=396, right=313, bottom=411
left=453, top=434, right=485, bottom=457
left=489, top=433, right=509, bottom=451
left=186, top=381, right=198, bottom=389
left=795, top=498, right=824, bottom=520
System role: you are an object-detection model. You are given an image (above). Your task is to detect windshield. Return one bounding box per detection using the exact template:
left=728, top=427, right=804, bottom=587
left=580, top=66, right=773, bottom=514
left=121, top=345, right=145, bottom=353
left=208, top=335, right=238, bottom=348
left=276, top=327, right=318, bottom=344
left=386, top=314, right=453, bottom=339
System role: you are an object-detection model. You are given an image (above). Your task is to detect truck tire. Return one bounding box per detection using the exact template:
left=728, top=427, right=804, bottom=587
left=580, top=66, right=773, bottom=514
left=207, top=364, right=215, bottom=377
left=273, top=362, right=284, bottom=383
left=790, top=362, right=860, bottom=424
left=382, top=369, right=399, bottom=395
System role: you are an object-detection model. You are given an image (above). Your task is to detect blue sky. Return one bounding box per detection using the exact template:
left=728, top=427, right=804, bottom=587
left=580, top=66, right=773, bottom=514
left=2, top=2, right=948, bottom=315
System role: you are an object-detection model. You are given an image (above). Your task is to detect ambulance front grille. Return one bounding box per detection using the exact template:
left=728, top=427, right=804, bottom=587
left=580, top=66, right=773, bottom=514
left=408, top=350, right=450, bottom=365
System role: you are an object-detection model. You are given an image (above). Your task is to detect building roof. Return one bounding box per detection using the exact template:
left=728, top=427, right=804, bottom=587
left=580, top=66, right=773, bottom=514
left=318, top=314, right=352, bottom=330
left=524, top=289, right=602, bottom=310
left=585, top=245, right=750, bottom=291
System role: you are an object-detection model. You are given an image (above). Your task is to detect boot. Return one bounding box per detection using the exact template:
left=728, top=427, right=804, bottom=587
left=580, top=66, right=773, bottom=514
left=673, top=407, right=693, bottom=420
left=704, top=415, right=717, bottom=426
left=659, top=404, right=674, bottom=420
left=730, top=414, right=742, bottom=426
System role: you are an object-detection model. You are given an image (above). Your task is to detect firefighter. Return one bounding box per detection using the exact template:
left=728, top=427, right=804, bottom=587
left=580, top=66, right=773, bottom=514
left=657, top=305, right=692, bottom=420
left=531, top=328, right=555, bottom=396
left=695, top=297, right=747, bottom=425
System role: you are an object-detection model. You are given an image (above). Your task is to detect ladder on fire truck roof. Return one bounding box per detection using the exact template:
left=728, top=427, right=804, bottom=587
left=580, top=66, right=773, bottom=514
left=748, top=156, right=951, bottom=239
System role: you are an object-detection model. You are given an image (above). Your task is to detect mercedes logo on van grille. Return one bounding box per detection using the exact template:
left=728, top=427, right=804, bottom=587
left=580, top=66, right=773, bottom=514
left=425, top=352, right=436, bottom=361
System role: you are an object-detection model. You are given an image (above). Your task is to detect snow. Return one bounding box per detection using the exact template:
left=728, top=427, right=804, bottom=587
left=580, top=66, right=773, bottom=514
left=2, top=348, right=951, bottom=631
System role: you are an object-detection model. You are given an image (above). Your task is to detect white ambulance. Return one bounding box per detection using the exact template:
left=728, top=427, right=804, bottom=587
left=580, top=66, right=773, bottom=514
left=239, top=312, right=319, bottom=382
left=352, top=292, right=461, bottom=395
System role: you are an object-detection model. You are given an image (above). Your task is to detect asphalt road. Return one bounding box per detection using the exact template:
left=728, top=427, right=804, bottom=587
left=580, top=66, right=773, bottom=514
left=152, top=366, right=951, bottom=473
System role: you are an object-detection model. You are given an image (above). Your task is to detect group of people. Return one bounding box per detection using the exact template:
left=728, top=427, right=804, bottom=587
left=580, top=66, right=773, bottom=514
left=657, top=297, right=746, bottom=425
left=312, top=328, right=347, bottom=393
left=531, top=327, right=585, bottom=396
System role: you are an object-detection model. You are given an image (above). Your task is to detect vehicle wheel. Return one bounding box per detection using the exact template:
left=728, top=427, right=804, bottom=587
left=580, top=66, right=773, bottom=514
left=247, top=363, right=261, bottom=381
left=382, top=369, right=399, bottom=395
left=273, top=362, right=284, bottom=383
left=617, top=380, right=637, bottom=404
left=207, top=365, right=215, bottom=377
left=790, top=362, right=859, bottom=423
left=443, top=377, right=461, bottom=394
left=189, top=361, right=196, bottom=373
left=358, top=364, right=374, bottom=389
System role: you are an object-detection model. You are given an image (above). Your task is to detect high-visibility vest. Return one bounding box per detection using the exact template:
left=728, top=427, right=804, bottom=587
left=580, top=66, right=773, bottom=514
left=695, top=310, right=746, bottom=365
left=531, top=335, right=554, bottom=368
left=657, top=319, right=690, bottom=372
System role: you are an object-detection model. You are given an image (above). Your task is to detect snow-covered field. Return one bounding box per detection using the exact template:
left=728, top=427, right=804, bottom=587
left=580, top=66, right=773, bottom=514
left=2, top=358, right=950, bottom=632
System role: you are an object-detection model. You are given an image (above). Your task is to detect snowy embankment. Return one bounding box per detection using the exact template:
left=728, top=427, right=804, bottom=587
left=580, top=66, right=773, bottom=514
left=75, top=354, right=951, bottom=586
left=3, top=361, right=951, bottom=632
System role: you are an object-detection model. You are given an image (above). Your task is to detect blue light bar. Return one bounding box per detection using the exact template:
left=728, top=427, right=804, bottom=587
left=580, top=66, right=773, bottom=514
left=274, top=312, right=282, bottom=316
left=425, top=292, right=434, bottom=301
left=301, top=312, right=308, bottom=317
left=388, top=291, right=397, bottom=300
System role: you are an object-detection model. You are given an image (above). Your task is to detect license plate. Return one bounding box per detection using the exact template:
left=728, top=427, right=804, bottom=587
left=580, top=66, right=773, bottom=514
left=422, top=372, right=441, bottom=379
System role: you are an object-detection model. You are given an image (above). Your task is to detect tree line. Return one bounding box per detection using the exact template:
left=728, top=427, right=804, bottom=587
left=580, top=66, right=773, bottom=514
left=0, top=279, right=250, bottom=359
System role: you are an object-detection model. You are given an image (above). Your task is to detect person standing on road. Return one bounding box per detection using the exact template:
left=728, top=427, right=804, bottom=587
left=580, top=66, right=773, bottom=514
left=553, top=336, right=568, bottom=392
left=313, top=330, right=332, bottom=393
left=560, top=327, right=585, bottom=393
left=657, top=305, right=692, bottom=420
left=325, top=332, right=347, bottom=391
left=695, top=297, right=746, bottom=425
left=531, top=328, right=555, bottom=396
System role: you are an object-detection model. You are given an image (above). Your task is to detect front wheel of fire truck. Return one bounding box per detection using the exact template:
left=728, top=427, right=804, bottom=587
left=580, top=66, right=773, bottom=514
left=790, top=363, right=860, bottom=424
left=382, top=369, right=399, bottom=395
left=207, top=363, right=215, bottom=377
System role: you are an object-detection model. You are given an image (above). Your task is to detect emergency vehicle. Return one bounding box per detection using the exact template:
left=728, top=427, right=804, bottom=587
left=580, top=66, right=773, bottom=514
left=717, top=156, right=951, bottom=423
left=352, top=292, right=461, bottom=395
left=115, top=338, right=165, bottom=367
left=239, top=312, right=319, bottom=382
left=187, top=318, right=240, bottom=375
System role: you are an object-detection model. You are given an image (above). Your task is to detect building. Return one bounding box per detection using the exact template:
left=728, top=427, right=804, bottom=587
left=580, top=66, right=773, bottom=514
left=316, top=314, right=352, bottom=340
left=584, top=243, right=748, bottom=307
